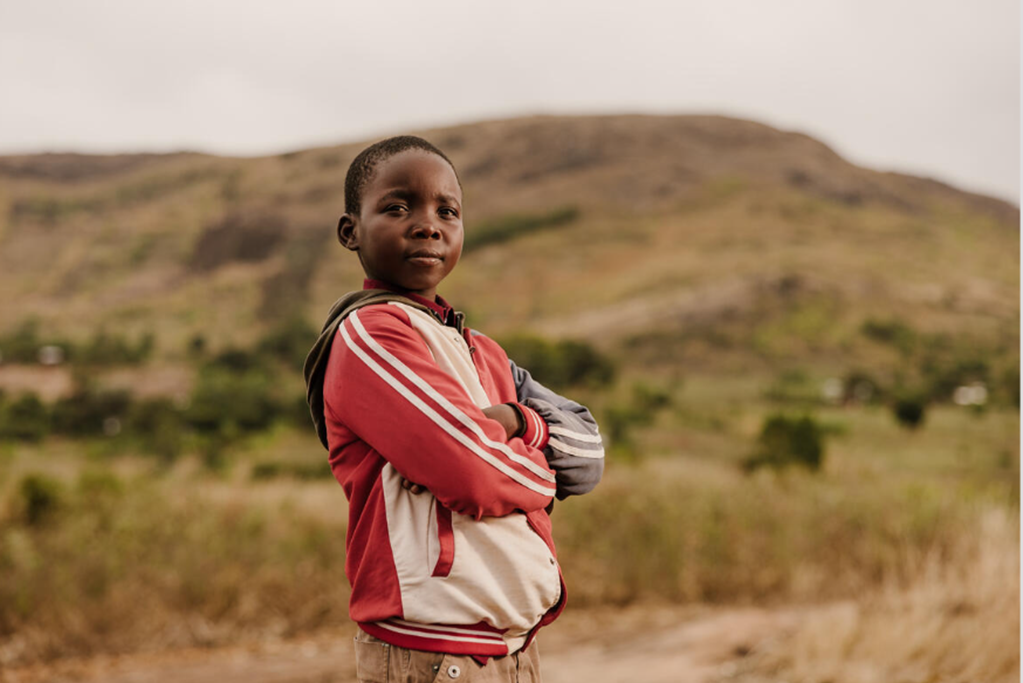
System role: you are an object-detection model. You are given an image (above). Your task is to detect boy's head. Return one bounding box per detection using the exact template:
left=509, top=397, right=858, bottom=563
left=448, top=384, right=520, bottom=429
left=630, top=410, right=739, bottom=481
left=338, top=136, right=463, bottom=301
left=343, top=136, right=459, bottom=216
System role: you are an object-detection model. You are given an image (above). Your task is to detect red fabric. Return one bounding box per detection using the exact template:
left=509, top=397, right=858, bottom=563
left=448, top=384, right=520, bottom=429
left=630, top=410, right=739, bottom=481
left=512, top=403, right=550, bottom=451
left=431, top=501, right=454, bottom=577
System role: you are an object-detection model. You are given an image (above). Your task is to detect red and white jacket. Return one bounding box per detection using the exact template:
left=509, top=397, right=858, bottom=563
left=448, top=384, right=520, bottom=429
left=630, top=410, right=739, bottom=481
left=318, top=289, right=602, bottom=657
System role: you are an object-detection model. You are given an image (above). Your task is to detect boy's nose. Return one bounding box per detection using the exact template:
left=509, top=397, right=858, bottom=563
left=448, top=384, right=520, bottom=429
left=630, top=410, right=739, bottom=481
left=409, top=221, right=441, bottom=239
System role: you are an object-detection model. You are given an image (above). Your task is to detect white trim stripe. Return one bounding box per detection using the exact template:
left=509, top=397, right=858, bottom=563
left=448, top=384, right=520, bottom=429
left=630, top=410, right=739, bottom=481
left=549, top=438, right=605, bottom=459
left=341, top=319, right=557, bottom=496
left=527, top=409, right=544, bottom=448
left=350, top=311, right=555, bottom=484
left=548, top=426, right=604, bottom=444
left=386, top=619, right=505, bottom=639
left=376, top=621, right=507, bottom=646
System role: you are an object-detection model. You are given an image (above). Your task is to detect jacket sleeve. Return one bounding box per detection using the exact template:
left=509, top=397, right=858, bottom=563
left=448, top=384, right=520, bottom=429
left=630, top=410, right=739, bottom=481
left=509, top=360, right=605, bottom=499
left=326, top=306, right=557, bottom=518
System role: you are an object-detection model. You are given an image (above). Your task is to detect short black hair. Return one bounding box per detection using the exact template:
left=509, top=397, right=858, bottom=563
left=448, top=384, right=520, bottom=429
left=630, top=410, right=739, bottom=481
left=344, top=135, right=459, bottom=215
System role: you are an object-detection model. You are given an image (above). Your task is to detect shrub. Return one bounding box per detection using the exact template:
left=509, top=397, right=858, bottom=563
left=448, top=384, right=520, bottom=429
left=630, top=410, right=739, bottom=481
left=188, top=349, right=284, bottom=438
left=0, top=319, right=75, bottom=364
left=744, top=414, right=826, bottom=472
left=0, top=392, right=50, bottom=441
left=0, top=320, right=43, bottom=362
left=205, top=347, right=268, bottom=374
left=78, top=329, right=154, bottom=365
left=285, top=394, right=314, bottom=429
left=920, top=355, right=990, bottom=403
left=763, top=368, right=819, bottom=405
left=861, top=317, right=916, bottom=354
left=127, top=398, right=186, bottom=462
left=0, top=321, right=153, bottom=367
left=632, top=382, right=672, bottom=412
left=257, top=317, right=318, bottom=372
left=15, top=474, right=64, bottom=526
left=842, top=369, right=882, bottom=405
left=557, top=340, right=616, bottom=387
left=500, top=335, right=615, bottom=390
left=892, top=396, right=927, bottom=429
left=52, top=386, right=132, bottom=437
left=601, top=382, right=674, bottom=461
left=604, top=405, right=639, bottom=457
left=185, top=369, right=281, bottom=436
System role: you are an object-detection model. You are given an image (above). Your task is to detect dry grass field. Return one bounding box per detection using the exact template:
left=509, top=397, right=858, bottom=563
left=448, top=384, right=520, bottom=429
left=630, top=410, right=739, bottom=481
left=0, top=403, right=1016, bottom=682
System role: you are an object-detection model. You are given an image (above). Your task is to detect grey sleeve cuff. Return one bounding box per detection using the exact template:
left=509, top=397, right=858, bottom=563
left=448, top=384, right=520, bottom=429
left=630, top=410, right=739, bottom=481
left=510, top=360, right=605, bottom=499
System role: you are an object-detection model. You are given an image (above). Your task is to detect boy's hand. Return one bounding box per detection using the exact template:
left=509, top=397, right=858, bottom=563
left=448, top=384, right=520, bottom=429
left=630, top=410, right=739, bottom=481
left=483, top=404, right=523, bottom=440
left=401, top=478, right=427, bottom=494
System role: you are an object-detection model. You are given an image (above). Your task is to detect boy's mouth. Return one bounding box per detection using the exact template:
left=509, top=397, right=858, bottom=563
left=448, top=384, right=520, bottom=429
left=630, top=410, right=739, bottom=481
left=406, top=250, right=443, bottom=266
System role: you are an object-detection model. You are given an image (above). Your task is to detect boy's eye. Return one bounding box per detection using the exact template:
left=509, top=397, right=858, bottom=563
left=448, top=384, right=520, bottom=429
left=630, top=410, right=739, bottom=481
left=439, top=207, right=459, bottom=218
left=385, top=204, right=408, bottom=213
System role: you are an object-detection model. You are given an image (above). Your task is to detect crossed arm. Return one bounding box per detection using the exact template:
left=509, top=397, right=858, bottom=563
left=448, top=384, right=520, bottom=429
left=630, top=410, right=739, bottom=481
left=400, top=354, right=606, bottom=501
left=507, top=359, right=605, bottom=500
left=400, top=403, right=521, bottom=495
left=327, top=306, right=604, bottom=516
left=327, top=306, right=557, bottom=518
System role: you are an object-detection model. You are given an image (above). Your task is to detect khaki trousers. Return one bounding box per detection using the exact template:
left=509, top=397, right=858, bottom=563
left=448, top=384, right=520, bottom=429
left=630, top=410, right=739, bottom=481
left=354, top=630, right=542, bottom=683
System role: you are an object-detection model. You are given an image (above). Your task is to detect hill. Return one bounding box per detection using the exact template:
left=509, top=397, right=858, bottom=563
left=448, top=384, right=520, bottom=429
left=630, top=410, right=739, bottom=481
left=0, top=114, right=1017, bottom=376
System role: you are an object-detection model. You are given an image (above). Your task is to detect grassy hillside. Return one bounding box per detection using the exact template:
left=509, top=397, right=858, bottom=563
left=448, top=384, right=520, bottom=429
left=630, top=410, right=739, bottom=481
left=0, top=115, right=1016, bottom=367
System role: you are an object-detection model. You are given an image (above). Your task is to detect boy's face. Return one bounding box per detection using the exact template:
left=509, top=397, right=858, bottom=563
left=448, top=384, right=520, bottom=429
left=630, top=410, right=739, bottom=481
left=339, top=150, right=463, bottom=301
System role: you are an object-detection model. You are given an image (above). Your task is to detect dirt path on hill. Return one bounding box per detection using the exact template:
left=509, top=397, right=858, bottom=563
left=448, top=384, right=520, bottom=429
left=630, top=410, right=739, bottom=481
left=2, top=604, right=806, bottom=683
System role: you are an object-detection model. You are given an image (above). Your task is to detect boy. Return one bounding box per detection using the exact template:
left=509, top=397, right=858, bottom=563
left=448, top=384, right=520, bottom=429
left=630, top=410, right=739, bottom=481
left=304, top=136, right=603, bottom=682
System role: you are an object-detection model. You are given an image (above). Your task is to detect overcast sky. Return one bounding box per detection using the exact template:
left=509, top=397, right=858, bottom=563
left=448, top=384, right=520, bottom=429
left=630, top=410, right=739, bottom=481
left=1, top=0, right=1018, bottom=204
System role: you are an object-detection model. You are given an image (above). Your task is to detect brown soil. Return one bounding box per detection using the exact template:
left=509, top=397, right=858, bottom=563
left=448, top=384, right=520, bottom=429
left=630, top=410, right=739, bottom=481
left=0, top=604, right=804, bottom=683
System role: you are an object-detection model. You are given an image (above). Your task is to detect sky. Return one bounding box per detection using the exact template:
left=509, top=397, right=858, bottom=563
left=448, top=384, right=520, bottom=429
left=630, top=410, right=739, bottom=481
left=1, top=0, right=1019, bottom=204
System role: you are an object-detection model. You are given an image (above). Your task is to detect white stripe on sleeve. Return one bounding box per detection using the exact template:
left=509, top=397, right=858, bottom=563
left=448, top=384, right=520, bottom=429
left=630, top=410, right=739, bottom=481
left=548, top=437, right=605, bottom=459
left=548, top=425, right=604, bottom=444
left=528, top=409, right=545, bottom=448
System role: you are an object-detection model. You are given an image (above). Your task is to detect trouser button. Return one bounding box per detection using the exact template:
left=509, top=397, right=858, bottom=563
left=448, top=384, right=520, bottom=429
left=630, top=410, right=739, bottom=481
left=447, top=664, right=462, bottom=678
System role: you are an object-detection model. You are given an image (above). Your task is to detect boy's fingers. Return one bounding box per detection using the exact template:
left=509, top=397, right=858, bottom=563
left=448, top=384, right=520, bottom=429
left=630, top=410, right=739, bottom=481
left=401, top=478, right=425, bottom=494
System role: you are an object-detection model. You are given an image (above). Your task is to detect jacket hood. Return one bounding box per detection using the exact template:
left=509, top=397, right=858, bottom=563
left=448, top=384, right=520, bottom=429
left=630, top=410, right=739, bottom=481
left=304, top=289, right=453, bottom=450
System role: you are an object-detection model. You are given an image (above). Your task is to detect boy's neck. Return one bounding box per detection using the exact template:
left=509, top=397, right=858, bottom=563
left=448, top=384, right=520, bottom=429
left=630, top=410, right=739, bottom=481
left=362, top=278, right=453, bottom=322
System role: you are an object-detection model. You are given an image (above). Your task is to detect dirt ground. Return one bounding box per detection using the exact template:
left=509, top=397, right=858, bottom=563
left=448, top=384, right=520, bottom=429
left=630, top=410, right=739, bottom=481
left=1, top=604, right=807, bottom=683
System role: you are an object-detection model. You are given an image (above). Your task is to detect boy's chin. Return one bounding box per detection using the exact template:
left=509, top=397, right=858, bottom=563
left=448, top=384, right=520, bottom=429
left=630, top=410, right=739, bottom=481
left=381, top=275, right=444, bottom=296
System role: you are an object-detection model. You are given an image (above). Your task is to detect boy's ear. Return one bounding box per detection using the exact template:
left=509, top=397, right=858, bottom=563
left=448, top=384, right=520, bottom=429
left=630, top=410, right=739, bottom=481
left=337, top=214, right=359, bottom=251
